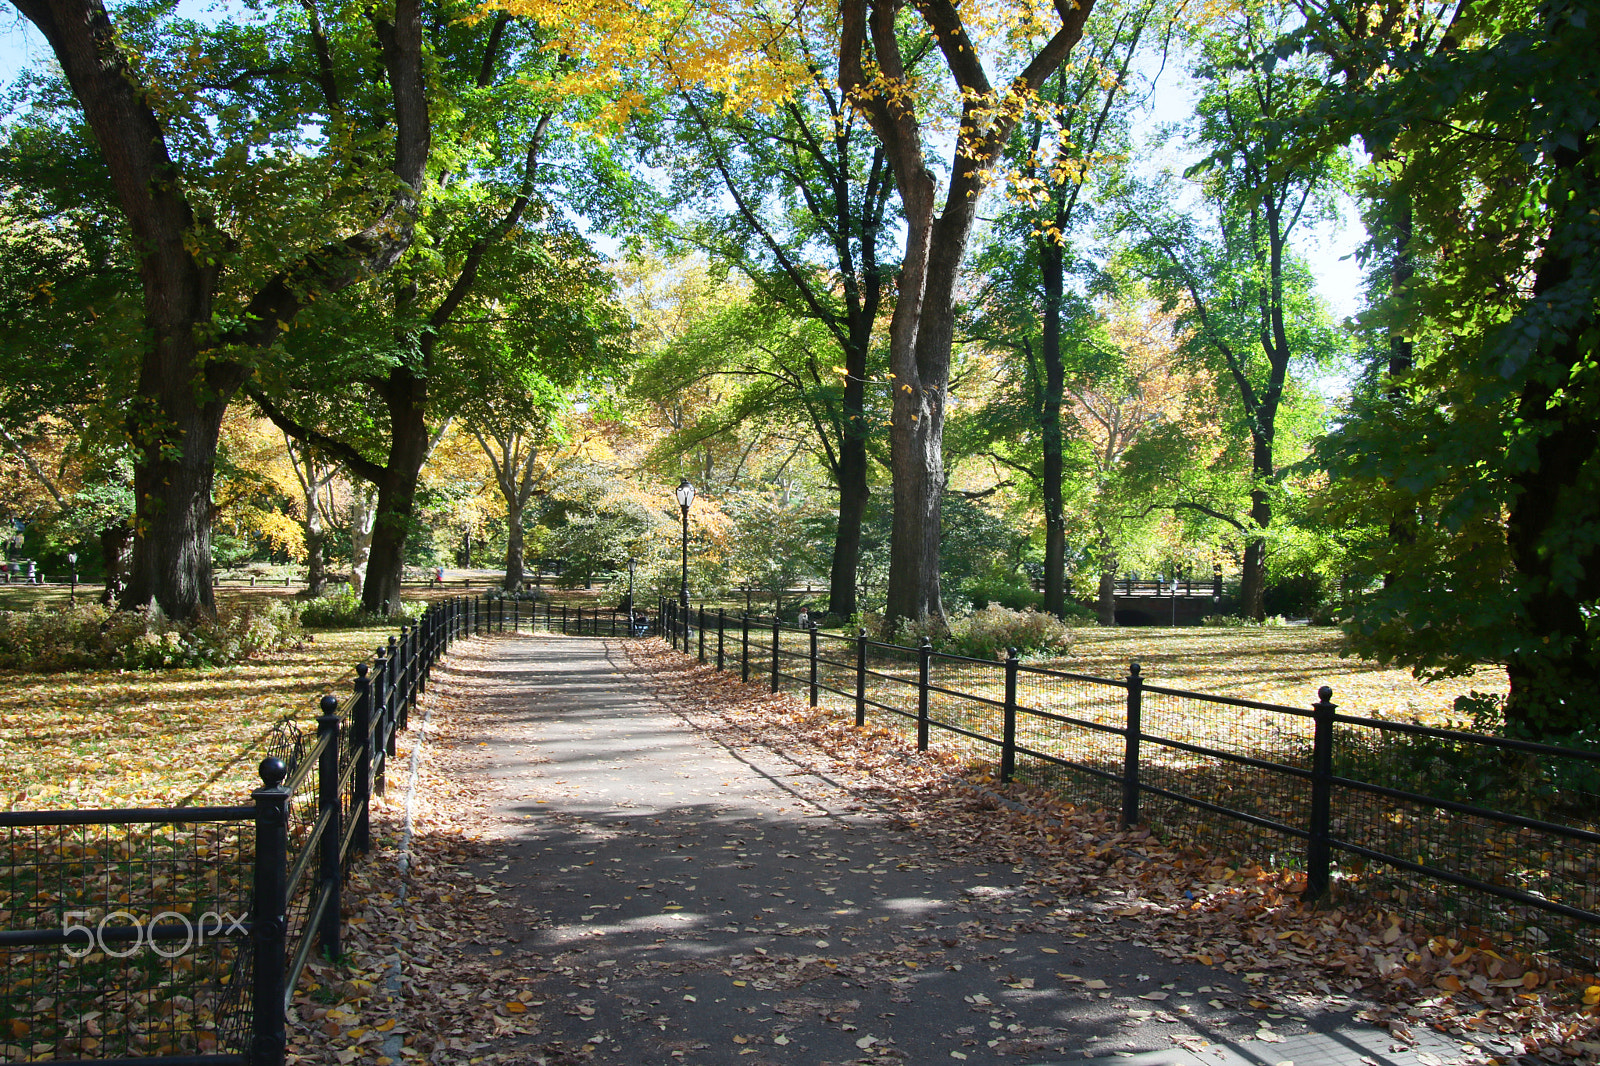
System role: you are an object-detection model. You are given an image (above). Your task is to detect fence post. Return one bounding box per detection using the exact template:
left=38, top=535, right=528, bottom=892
left=698, top=606, right=707, bottom=663
left=352, top=665, right=372, bottom=852
left=717, top=610, right=726, bottom=670
left=1001, top=648, right=1019, bottom=782
left=808, top=623, right=819, bottom=708
left=316, top=696, right=342, bottom=959
left=1122, top=661, right=1143, bottom=828
left=514, top=596, right=520, bottom=633
left=375, top=646, right=394, bottom=768
left=418, top=613, right=431, bottom=694
left=917, top=639, right=932, bottom=751
left=250, top=757, right=291, bottom=1066
left=1306, top=685, right=1337, bottom=901
left=770, top=617, right=781, bottom=693
left=855, top=629, right=867, bottom=727
left=741, top=613, right=751, bottom=682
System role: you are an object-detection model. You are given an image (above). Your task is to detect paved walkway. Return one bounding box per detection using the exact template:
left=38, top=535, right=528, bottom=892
left=434, top=634, right=1479, bottom=1066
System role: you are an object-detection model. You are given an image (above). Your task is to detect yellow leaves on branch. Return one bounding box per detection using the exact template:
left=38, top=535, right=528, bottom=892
left=476, top=0, right=814, bottom=120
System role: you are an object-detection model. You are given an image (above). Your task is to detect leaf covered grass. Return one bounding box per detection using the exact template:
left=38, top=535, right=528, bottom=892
left=0, top=615, right=397, bottom=812
left=1060, top=626, right=1499, bottom=723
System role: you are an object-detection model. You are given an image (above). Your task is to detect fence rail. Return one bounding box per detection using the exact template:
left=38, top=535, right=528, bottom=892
left=656, top=600, right=1600, bottom=967
left=0, top=594, right=496, bottom=1065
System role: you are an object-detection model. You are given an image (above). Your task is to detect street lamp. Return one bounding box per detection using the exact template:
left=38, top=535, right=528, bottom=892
left=626, top=556, right=636, bottom=612
left=675, top=479, right=695, bottom=638
left=68, top=552, right=78, bottom=603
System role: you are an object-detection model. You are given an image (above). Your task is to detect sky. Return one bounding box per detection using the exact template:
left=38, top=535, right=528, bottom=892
left=1, top=12, right=1368, bottom=323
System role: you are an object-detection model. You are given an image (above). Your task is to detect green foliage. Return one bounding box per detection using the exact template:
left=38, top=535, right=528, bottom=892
left=0, top=601, right=301, bottom=672
left=1201, top=613, right=1290, bottom=628
left=299, top=588, right=424, bottom=629
left=959, top=574, right=1044, bottom=613
left=944, top=606, right=1076, bottom=661
left=1302, top=0, right=1600, bottom=736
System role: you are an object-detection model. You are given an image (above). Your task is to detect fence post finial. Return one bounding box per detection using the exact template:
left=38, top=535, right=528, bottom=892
left=258, top=757, right=287, bottom=789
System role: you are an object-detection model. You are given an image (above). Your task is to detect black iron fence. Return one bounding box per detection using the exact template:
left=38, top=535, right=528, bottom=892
left=657, top=601, right=1600, bottom=968
left=0, top=594, right=488, bottom=1065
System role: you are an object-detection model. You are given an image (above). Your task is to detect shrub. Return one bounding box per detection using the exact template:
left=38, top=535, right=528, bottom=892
left=1200, top=613, right=1290, bottom=628
left=945, top=605, right=1074, bottom=661
left=0, top=600, right=302, bottom=672
left=961, top=575, right=1043, bottom=612
left=1058, top=599, right=1098, bottom=623
left=299, top=588, right=424, bottom=628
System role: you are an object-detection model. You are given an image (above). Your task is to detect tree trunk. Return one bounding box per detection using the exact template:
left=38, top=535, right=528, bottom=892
left=1039, top=242, right=1068, bottom=618
left=1240, top=484, right=1271, bottom=621
left=838, top=0, right=1093, bottom=637
left=122, top=374, right=238, bottom=618
left=349, top=484, right=376, bottom=597
left=359, top=363, right=430, bottom=617
left=1096, top=567, right=1117, bottom=626
left=503, top=499, right=525, bottom=591
left=303, top=485, right=327, bottom=598
left=827, top=360, right=870, bottom=621
left=98, top=519, right=133, bottom=608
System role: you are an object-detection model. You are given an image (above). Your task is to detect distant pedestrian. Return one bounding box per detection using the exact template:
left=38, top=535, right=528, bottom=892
left=435, top=565, right=445, bottom=586
left=797, top=607, right=810, bottom=629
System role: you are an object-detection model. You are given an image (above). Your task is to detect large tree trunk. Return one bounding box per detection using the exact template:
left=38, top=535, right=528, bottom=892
left=1240, top=482, right=1272, bottom=621
left=827, top=334, right=871, bottom=620
left=882, top=202, right=965, bottom=632
left=839, top=0, right=1092, bottom=637
left=1039, top=242, right=1068, bottom=618
left=360, top=368, right=430, bottom=617
left=16, top=0, right=427, bottom=621
left=122, top=368, right=238, bottom=618
left=503, top=499, right=526, bottom=591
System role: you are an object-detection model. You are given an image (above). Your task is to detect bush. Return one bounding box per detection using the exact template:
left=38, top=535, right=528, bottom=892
left=945, top=605, right=1074, bottom=661
left=1200, top=613, right=1290, bottom=628
left=1058, top=599, right=1098, bottom=623
left=299, top=588, right=424, bottom=628
left=0, top=600, right=302, bottom=672
left=960, top=575, right=1043, bottom=612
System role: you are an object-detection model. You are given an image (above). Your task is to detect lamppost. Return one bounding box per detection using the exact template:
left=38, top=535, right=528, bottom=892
left=675, top=479, right=695, bottom=639
left=626, top=556, right=636, bottom=613
left=68, top=552, right=78, bottom=604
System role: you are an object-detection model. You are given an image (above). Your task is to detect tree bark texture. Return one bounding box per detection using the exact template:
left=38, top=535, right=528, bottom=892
left=1038, top=241, right=1068, bottom=619
left=503, top=501, right=526, bottom=591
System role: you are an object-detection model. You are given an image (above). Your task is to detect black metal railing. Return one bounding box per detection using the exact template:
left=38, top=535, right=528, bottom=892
left=0, top=594, right=480, bottom=1065
left=656, top=600, right=1600, bottom=967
